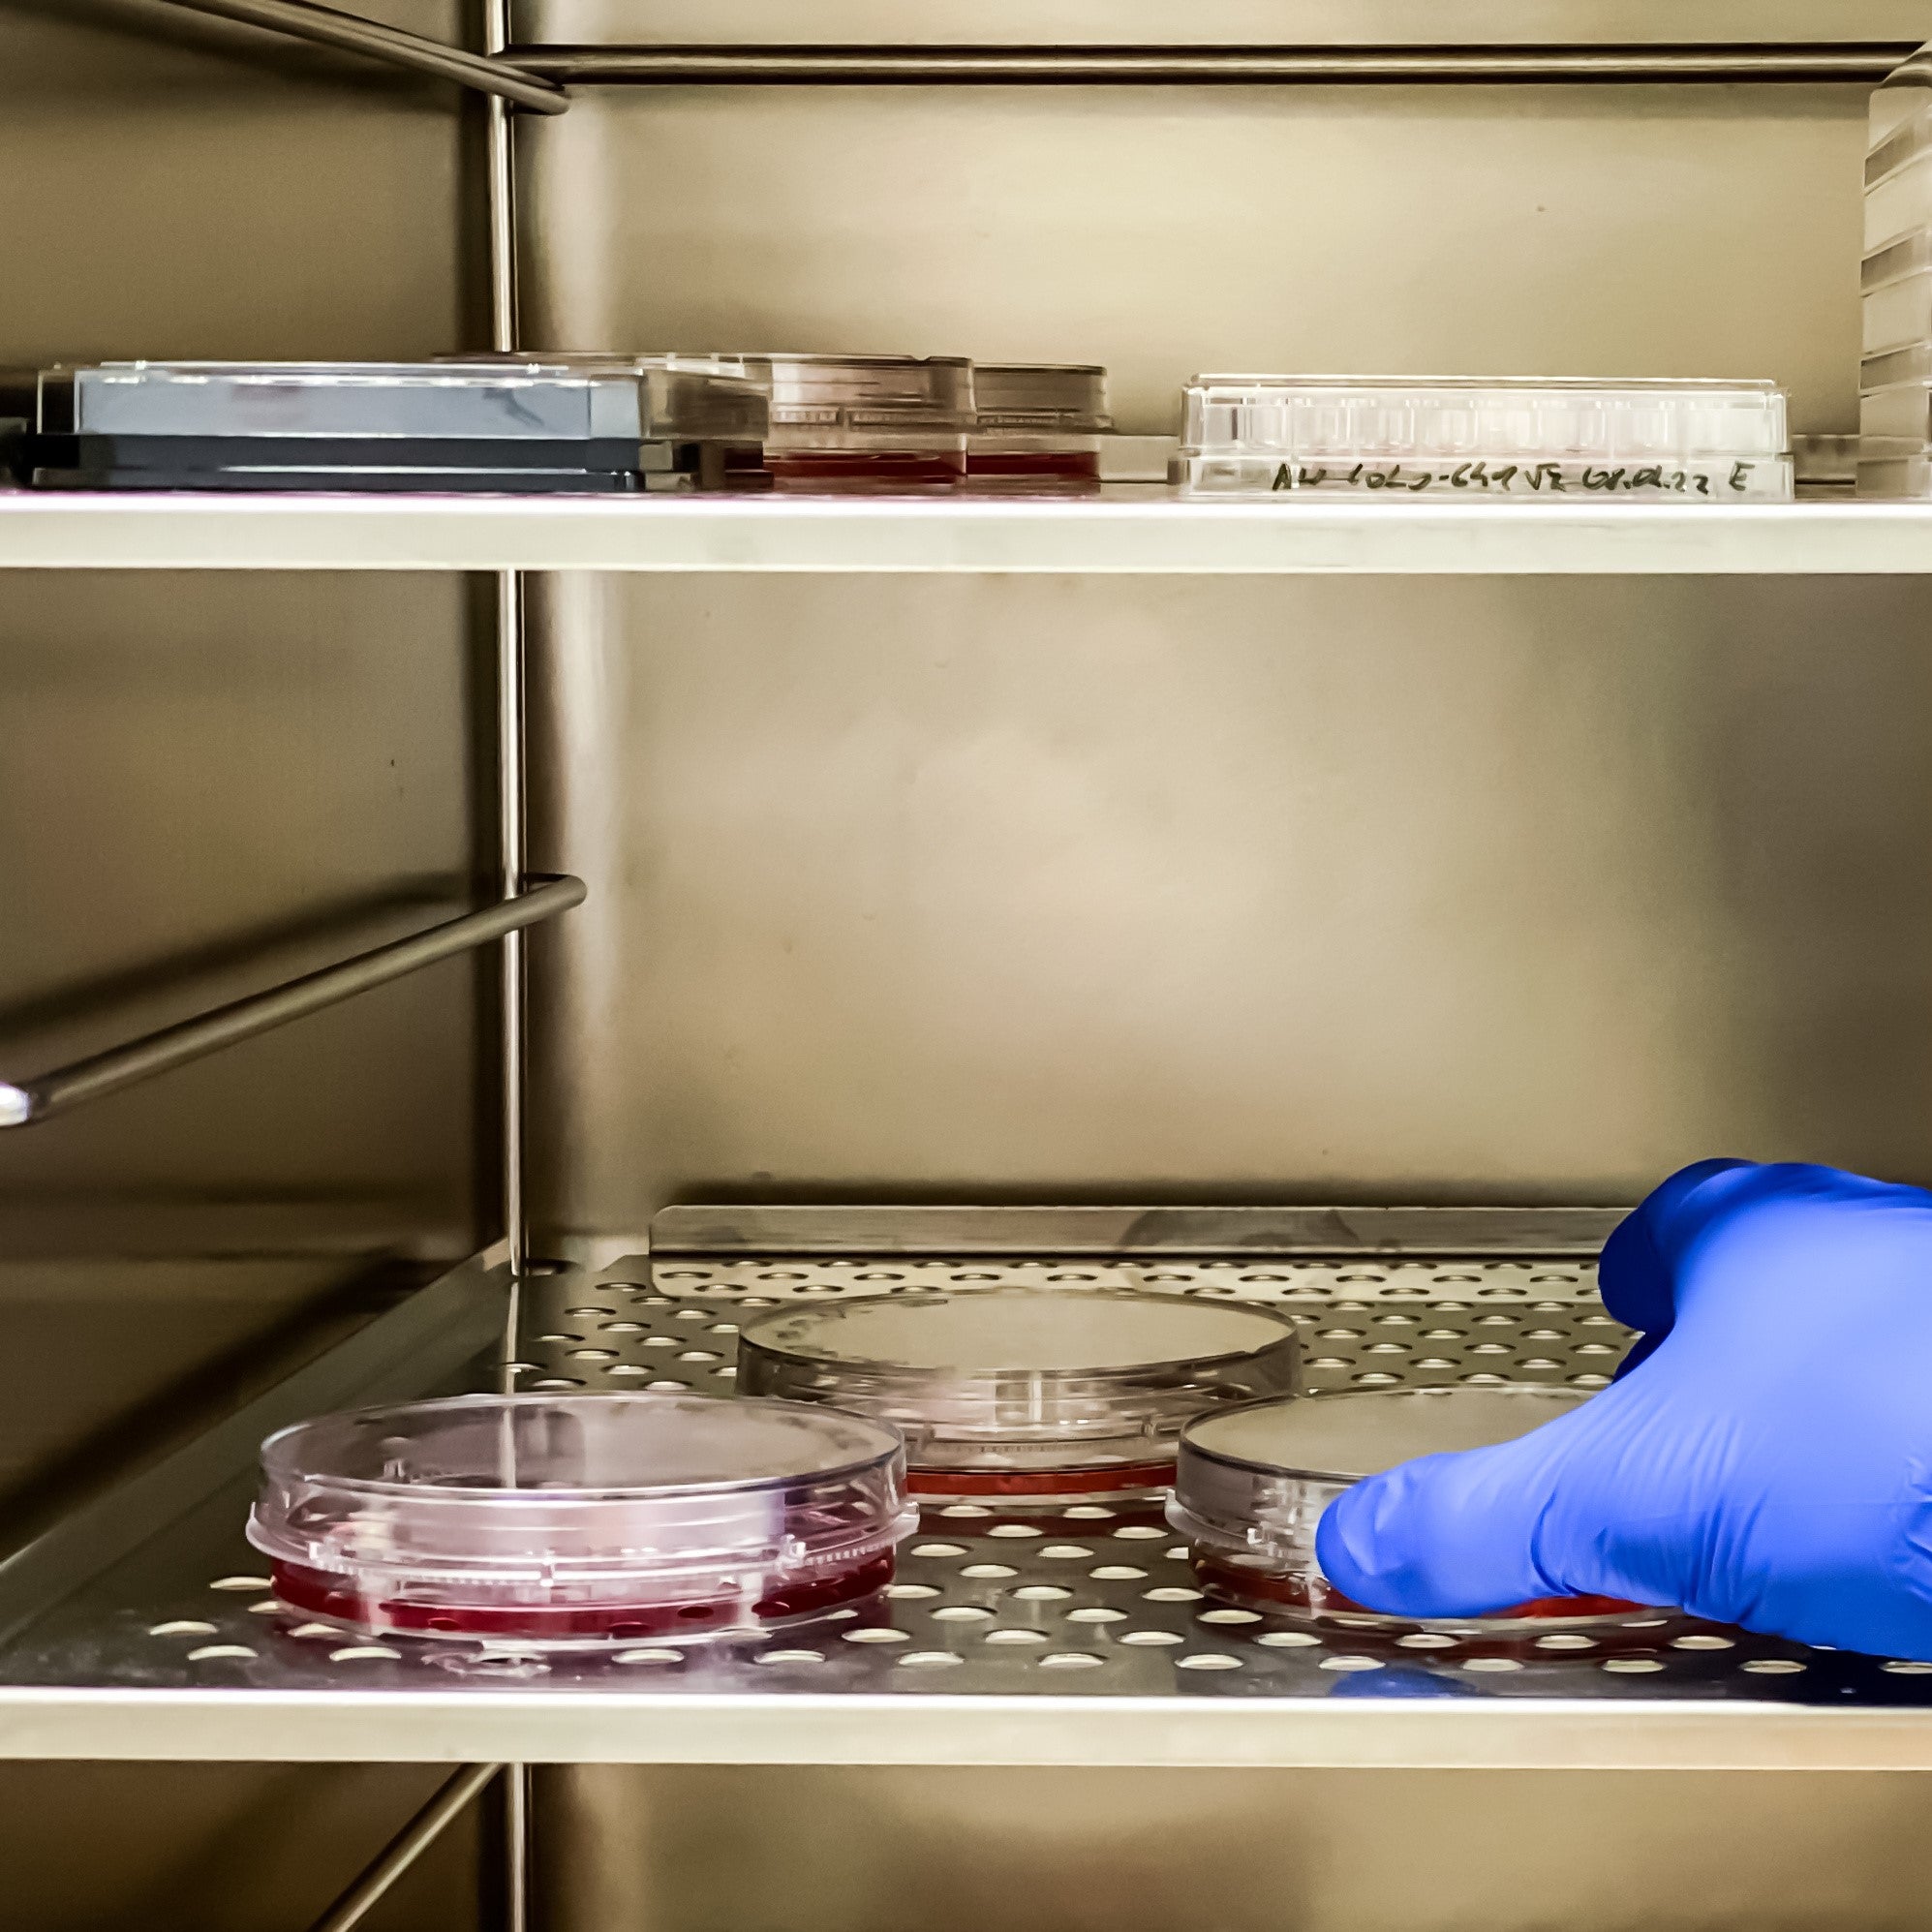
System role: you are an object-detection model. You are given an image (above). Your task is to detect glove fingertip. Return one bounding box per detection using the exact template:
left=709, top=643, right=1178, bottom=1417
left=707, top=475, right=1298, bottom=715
left=1312, top=1477, right=1383, bottom=1605
left=1600, top=1158, right=1754, bottom=1333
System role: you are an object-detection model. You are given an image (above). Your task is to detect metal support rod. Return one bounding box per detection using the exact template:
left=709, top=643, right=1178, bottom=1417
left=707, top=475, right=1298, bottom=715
left=502, top=1761, right=533, bottom=1932
left=152, top=0, right=568, bottom=110
left=308, top=1763, right=504, bottom=1932
left=509, top=42, right=1918, bottom=86
left=0, top=874, right=586, bottom=1128
left=481, top=16, right=535, bottom=1909
left=484, top=0, right=529, bottom=1288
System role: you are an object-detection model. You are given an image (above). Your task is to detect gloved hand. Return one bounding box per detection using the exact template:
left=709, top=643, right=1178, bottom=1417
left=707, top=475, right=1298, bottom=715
left=1314, top=1160, right=1932, bottom=1658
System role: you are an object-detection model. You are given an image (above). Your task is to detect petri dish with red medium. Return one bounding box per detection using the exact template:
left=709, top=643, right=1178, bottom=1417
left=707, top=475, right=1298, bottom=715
left=967, top=362, right=1112, bottom=489
left=737, top=1291, right=1302, bottom=1505
left=682, top=353, right=974, bottom=490
left=1169, top=1384, right=1659, bottom=1631
left=247, top=1393, right=916, bottom=1649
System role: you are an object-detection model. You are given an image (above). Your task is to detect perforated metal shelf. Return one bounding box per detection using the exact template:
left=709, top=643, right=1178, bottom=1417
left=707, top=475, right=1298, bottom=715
left=1, top=1244, right=1931, bottom=1766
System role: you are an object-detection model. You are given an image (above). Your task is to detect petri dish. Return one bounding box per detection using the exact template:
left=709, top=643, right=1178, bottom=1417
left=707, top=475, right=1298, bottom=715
left=247, top=1393, right=915, bottom=1648
left=738, top=1291, right=1302, bottom=1502
left=675, top=353, right=974, bottom=490
left=1174, top=374, right=1793, bottom=502
left=1169, top=1385, right=1656, bottom=1630
left=967, top=362, right=1112, bottom=488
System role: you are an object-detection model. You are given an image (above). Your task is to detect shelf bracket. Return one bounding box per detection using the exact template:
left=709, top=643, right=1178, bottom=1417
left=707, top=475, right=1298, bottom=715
left=0, top=873, right=586, bottom=1129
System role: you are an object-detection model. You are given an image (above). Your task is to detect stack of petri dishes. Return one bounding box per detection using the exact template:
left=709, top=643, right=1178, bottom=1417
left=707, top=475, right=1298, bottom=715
left=967, top=362, right=1113, bottom=489
left=14, top=359, right=764, bottom=494
left=667, top=353, right=976, bottom=490
left=737, top=1290, right=1302, bottom=1518
left=1861, top=56, right=1932, bottom=496
left=1168, top=1384, right=1660, bottom=1636
left=1174, top=374, right=1793, bottom=502
left=247, top=1393, right=916, bottom=1649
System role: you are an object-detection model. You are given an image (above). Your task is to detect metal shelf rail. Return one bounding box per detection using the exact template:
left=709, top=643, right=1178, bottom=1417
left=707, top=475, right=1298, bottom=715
left=152, top=0, right=566, bottom=111
left=512, top=43, right=1924, bottom=87
left=0, top=875, right=585, bottom=1129
left=3, top=1237, right=1932, bottom=1769
left=62, top=6, right=1932, bottom=107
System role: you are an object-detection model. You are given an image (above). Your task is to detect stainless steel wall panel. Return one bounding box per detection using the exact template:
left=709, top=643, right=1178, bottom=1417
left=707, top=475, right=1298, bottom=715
left=518, top=77, right=1867, bottom=435
left=0, top=0, right=475, bottom=365
left=0, top=1760, right=478, bottom=1931
left=540, top=1763, right=1932, bottom=1932
left=527, top=571, right=1932, bottom=1234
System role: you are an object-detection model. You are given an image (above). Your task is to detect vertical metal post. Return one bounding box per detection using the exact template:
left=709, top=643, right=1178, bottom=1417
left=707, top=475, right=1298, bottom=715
left=484, top=0, right=526, bottom=1286
left=482, top=11, right=532, bottom=1931
left=502, top=1762, right=534, bottom=1932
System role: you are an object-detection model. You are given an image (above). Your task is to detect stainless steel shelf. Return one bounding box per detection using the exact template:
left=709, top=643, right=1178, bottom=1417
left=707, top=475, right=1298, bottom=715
left=3, top=1239, right=1932, bottom=1767
left=10, top=493, right=1932, bottom=575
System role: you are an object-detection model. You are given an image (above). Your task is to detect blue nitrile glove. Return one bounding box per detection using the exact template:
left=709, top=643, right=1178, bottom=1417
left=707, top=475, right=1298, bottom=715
left=1314, top=1160, right=1932, bottom=1659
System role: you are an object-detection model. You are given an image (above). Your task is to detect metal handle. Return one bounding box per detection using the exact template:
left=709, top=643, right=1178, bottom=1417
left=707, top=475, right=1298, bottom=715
left=155, top=0, right=568, bottom=112
left=0, top=874, right=586, bottom=1128
left=508, top=41, right=1920, bottom=86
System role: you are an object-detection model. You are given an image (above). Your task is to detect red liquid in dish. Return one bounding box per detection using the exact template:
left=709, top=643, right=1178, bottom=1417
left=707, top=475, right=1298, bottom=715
left=1190, top=1552, right=1643, bottom=1625
left=966, top=449, right=1102, bottom=484
left=272, top=1550, right=897, bottom=1642
left=908, top=1459, right=1175, bottom=1499
left=766, top=449, right=966, bottom=489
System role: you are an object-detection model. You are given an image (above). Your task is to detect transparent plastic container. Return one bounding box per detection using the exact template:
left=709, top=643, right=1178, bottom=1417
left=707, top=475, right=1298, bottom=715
left=247, top=1393, right=916, bottom=1648
left=1859, top=340, right=1932, bottom=497
left=27, top=359, right=656, bottom=493
left=967, top=362, right=1112, bottom=488
left=1175, top=375, right=1794, bottom=501
left=737, top=1291, right=1302, bottom=1502
left=1862, top=231, right=1932, bottom=353
left=1858, top=447, right=1932, bottom=498
left=1794, top=432, right=1860, bottom=498
left=1169, top=1386, right=1659, bottom=1630
left=1866, top=100, right=1932, bottom=251
left=676, top=353, right=973, bottom=490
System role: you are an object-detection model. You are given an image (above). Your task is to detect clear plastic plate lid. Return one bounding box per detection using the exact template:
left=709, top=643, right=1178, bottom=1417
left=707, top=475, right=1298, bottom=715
left=47, top=361, right=646, bottom=442
left=737, top=1291, right=1302, bottom=1479
left=678, top=353, right=975, bottom=432
left=438, top=353, right=769, bottom=442
left=248, top=1392, right=914, bottom=1591
left=973, top=364, right=1113, bottom=432
left=1181, top=375, right=1790, bottom=463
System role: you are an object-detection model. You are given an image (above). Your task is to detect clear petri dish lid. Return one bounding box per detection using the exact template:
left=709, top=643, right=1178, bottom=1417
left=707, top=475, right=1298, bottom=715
left=1180, top=374, right=1790, bottom=462
left=675, top=353, right=975, bottom=432
left=43, top=361, right=646, bottom=443
left=1172, top=1384, right=1584, bottom=1562
left=973, top=363, right=1113, bottom=432
left=737, top=1291, right=1302, bottom=1478
left=437, top=353, right=769, bottom=442
left=1186, top=1384, right=1581, bottom=1482
left=247, top=1392, right=913, bottom=1589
